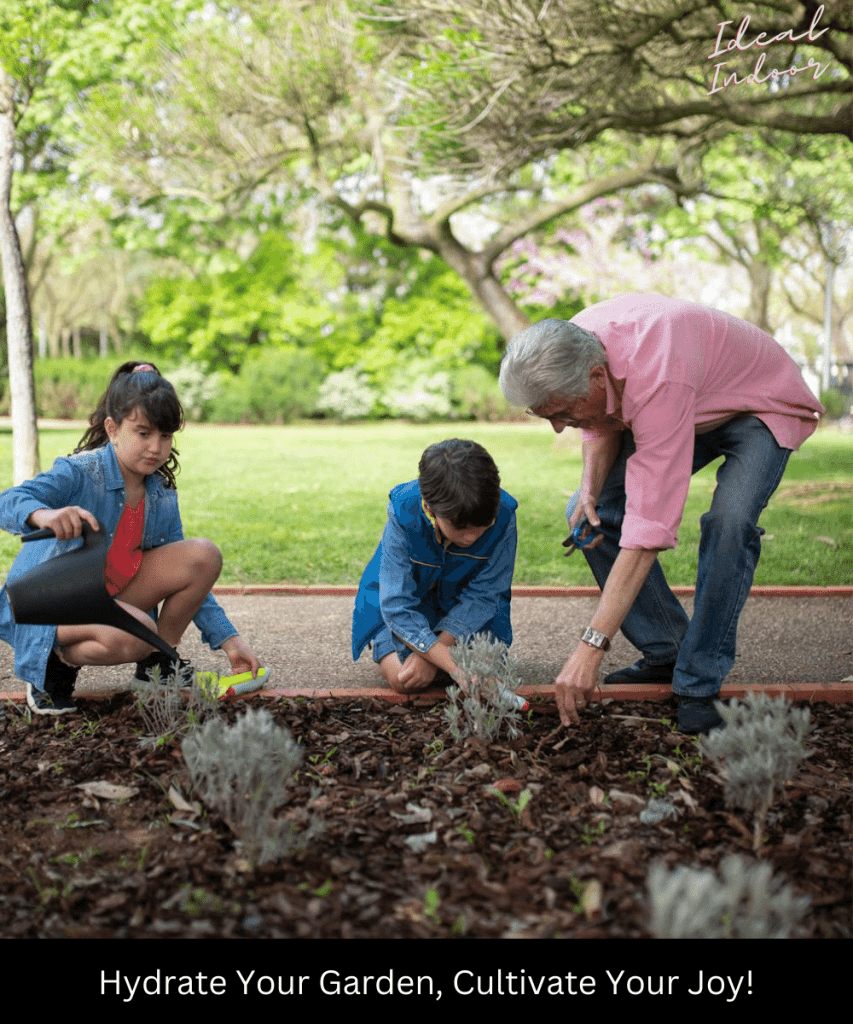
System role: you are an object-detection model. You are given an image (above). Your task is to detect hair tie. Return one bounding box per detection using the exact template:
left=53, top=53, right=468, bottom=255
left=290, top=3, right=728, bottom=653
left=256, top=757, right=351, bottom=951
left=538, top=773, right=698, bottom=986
left=132, top=364, right=156, bottom=373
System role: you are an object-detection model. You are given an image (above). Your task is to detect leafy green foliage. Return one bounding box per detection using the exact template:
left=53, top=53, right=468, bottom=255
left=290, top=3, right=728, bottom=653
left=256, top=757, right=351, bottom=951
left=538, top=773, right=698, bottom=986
left=139, top=232, right=336, bottom=372
left=357, top=262, right=502, bottom=377
left=819, top=389, right=850, bottom=420
left=0, top=358, right=110, bottom=419
left=213, top=348, right=326, bottom=424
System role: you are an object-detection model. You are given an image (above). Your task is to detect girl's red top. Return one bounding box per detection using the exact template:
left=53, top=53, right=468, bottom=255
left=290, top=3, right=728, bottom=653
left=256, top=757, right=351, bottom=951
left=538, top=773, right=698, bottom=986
left=104, top=499, right=144, bottom=597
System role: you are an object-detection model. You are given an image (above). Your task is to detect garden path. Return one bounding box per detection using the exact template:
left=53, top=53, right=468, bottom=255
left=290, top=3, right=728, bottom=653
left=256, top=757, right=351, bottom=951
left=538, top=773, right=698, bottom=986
left=1, top=589, right=849, bottom=703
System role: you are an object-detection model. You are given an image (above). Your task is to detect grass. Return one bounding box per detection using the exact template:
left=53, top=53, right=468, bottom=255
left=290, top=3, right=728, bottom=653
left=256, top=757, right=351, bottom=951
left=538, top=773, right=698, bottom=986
left=0, top=420, right=850, bottom=587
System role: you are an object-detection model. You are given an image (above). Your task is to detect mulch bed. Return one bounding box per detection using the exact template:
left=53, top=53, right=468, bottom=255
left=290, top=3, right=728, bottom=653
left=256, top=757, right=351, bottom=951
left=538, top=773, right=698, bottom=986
left=0, top=692, right=849, bottom=942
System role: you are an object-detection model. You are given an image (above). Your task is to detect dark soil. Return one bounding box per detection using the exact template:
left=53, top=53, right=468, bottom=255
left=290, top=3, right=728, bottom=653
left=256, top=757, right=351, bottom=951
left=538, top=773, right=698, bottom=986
left=0, top=692, right=849, bottom=941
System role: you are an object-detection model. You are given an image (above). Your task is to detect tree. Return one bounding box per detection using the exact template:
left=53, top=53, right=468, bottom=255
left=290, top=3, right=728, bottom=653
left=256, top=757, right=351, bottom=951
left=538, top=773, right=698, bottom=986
left=371, top=0, right=851, bottom=175
left=78, top=0, right=697, bottom=343
left=0, top=0, right=80, bottom=482
left=617, top=131, right=852, bottom=353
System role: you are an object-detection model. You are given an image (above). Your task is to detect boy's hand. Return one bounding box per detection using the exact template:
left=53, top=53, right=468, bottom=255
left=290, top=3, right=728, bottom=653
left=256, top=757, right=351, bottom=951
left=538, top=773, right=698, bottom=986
left=396, top=652, right=438, bottom=692
left=28, top=506, right=99, bottom=541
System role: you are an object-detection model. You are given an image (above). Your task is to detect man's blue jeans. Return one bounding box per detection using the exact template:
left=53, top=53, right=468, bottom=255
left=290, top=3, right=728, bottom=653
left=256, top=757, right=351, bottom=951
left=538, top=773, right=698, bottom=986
left=566, top=416, right=791, bottom=697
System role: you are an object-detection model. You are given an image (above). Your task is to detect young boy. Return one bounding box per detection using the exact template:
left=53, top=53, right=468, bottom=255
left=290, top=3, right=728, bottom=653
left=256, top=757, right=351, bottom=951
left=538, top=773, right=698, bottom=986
left=352, top=438, right=518, bottom=693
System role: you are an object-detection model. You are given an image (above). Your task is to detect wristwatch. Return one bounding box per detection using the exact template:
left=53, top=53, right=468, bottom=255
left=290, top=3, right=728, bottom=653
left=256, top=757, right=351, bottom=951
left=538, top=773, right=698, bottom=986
left=581, top=626, right=611, bottom=651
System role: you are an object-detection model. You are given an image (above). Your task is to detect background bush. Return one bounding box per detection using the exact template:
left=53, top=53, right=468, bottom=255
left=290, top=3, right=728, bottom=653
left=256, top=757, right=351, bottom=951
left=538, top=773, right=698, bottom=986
left=316, top=367, right=379, bottom=421
left=819, top=388, right=850, bottom=420
left=379, top=356, right=453, bottom=422
left=210, top=348, right=326, bottom=424
left=448, top=364, right=519, bottom=421
left=18, top=359, right=114, bottom=420
left=166, top=363, right=222, bottom=422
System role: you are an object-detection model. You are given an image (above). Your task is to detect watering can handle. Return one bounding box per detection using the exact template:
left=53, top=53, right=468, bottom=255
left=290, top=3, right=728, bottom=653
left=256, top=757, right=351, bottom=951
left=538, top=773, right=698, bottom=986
left=22, top=528, right=57, bottom=543
left=22, top=521, right=102, bottom=543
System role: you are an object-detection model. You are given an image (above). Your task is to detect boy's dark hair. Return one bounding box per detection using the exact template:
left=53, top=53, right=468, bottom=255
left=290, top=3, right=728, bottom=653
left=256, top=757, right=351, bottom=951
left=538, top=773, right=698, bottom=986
left=418, top=439, right=501, bottom=528
left=74, top=361, right=184, bottom=488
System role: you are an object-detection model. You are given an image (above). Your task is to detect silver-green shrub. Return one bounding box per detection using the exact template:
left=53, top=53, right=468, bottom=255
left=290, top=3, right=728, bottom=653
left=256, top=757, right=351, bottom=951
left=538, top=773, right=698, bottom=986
left=648, top=855, right=810, bottom=938
left=182, top=707, right=319, bottom=867
left=699, top=692, right=812, bottom=850
left=444, top=633, right=524, bottom=742
left=131, top=666, right=218, bottom=748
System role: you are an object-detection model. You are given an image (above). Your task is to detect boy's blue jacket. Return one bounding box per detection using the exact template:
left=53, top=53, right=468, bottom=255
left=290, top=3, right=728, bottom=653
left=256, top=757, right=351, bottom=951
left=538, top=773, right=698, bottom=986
left=0, top=443, right=237, bottom=689
left=352, top=479, right=518, bottom=661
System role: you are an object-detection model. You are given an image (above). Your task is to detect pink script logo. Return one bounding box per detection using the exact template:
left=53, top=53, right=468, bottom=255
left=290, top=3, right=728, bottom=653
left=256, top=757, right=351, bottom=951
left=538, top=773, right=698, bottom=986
left=706, top=4, right=833, bottom=95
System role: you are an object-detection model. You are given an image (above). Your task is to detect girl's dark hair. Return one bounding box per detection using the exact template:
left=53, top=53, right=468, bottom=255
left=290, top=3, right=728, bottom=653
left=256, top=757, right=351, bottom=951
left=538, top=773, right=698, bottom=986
left=74, top=361, right=184, bottom=488
left=418, top=438, right=501, bottom=528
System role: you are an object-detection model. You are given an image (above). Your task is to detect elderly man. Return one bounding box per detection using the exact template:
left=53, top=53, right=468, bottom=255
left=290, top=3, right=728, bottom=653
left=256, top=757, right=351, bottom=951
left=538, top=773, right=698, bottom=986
left=500, top=293, right=823, bottom=734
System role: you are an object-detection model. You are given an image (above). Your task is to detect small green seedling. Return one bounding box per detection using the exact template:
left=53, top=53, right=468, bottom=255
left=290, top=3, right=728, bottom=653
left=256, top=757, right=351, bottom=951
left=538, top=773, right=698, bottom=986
left=489, top=786, right=533, bottom=824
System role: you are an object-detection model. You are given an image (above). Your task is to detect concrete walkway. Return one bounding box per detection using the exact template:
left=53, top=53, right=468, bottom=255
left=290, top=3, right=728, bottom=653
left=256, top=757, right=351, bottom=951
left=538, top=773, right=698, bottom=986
left=2, top=587, right=850, bottom=706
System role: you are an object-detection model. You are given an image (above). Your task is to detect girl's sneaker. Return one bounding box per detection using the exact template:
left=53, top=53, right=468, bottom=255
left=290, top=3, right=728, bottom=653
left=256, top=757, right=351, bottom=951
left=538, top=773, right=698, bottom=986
left=134, top=650, right=195, bottom=687
left=27, top=651, right=79, bottom=715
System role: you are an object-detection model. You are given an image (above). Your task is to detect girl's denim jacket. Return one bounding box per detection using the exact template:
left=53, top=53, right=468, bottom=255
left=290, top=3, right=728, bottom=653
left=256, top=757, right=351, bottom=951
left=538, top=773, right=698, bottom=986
left=352, top=479, right=518, bottom=662
left=0, top=444, right=236, bottom=688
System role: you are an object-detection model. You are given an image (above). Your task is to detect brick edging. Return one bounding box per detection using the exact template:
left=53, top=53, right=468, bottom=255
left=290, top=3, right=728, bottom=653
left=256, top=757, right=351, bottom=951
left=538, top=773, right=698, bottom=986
left=3, top=681, right=850, bottom=706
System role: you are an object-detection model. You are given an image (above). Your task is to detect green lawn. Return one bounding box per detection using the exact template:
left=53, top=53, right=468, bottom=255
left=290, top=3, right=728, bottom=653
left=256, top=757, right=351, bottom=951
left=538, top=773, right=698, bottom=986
left=1, top=421, right=850, bottom=586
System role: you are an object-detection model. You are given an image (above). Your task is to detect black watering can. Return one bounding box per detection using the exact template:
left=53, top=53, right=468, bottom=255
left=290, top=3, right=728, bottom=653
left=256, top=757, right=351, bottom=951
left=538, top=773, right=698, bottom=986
left=7, top=519, right=179, bottom=661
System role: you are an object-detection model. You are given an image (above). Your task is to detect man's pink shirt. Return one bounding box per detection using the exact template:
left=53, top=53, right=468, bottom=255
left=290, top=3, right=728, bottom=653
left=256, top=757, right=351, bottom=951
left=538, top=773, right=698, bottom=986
left=572, top=294, right=823, bottom=550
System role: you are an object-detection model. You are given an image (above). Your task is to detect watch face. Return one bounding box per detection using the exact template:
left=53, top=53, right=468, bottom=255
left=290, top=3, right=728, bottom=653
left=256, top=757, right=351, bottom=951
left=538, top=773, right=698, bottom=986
left=583, top=628, right=609, bottom=650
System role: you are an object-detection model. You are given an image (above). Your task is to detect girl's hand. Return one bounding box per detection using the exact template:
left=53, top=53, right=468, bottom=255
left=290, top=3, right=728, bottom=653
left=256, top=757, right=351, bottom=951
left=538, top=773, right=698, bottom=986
left=220, top=636, right=261, bottom=677
left=28, top=506, right=100, bottom=541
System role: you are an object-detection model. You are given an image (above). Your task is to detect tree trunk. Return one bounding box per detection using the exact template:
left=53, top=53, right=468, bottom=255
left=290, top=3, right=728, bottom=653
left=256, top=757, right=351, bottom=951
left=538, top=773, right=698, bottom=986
left=0, top=71, right=40, bottom=484
left=744, top=259, right=773, bottom=334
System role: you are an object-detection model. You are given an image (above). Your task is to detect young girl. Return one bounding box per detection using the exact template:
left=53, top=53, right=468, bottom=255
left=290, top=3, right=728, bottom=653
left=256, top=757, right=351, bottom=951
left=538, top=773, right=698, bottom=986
left=0, top=361, right=260, bottom=715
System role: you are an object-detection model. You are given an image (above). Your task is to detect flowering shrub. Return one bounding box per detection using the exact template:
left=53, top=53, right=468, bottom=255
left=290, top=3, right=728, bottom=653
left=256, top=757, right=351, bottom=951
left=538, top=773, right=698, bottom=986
left=317, top=367, right=379, bottom=421
left=165, top=363, right=221, bottom=422
left=381, top=359, right=453, bottom=421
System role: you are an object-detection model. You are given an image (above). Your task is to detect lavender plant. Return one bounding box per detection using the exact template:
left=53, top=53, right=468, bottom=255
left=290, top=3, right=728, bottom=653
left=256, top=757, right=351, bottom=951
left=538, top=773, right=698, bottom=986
left=445, top=633, right=524, bottom=742
left=181, top=707, right=321, bottom=868
left=131, top=666, right=218, bottom=748
left=699, top=692, right=812, bottom=851
left=648, top=855, right=810, bottom=938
